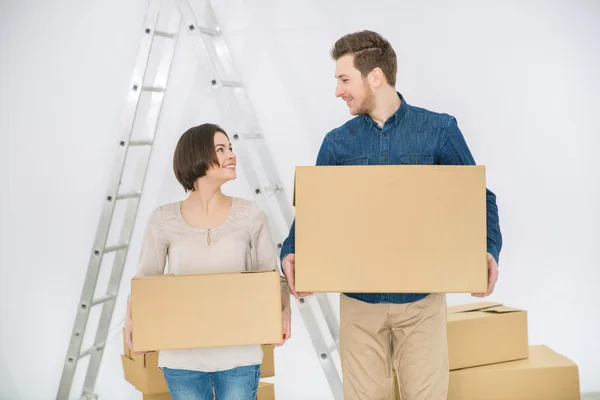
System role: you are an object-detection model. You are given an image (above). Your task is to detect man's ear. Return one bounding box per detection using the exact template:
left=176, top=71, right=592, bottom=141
left=369, top=67, right=385, bottom=88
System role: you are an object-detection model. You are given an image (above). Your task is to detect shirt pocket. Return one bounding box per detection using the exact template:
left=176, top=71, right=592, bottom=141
left=399, top=154, right=435, bottom=165
left=340, top=157, right=369, bottom=165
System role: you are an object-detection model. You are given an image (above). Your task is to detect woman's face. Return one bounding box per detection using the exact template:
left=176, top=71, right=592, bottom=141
left=206, top=131, right=237, bottom=183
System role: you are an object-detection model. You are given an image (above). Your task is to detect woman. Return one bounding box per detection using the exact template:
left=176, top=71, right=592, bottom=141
left=124, top=123, right=291, bottom=400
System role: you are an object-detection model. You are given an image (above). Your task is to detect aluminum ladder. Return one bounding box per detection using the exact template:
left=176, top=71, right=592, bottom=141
left=56, top=1, right=182, bottom=398
left=57, top=0, right=343, bottom=398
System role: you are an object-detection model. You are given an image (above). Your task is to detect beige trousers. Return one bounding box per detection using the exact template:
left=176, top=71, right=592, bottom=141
left=340, top=293, right=449, bottom=400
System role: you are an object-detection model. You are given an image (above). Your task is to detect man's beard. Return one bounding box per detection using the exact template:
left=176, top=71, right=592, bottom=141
left=354, top=85, right=376, bottom=115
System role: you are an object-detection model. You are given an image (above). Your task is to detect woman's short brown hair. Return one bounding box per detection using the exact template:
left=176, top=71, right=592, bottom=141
left=173, top=123, right=229, bottom=192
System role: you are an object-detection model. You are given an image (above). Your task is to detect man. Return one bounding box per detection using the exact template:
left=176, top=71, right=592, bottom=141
left=280, top=30, right=502, bottom=399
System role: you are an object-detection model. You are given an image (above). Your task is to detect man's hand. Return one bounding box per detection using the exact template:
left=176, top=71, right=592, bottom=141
left=472, top=253, right=499, bottom=298
left=282, top=254, right=312, bottom=299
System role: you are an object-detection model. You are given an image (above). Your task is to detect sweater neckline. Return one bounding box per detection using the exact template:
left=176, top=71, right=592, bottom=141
left=175, top=197, right=239, bottom=233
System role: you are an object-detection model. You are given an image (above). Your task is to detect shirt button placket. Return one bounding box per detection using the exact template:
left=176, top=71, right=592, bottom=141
left=382, top=130, right=389, bottom=163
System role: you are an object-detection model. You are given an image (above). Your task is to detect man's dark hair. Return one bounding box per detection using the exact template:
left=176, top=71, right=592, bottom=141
left=173, top=123, right=229, bottom=192
left=331, top=30, right=397, bottom=86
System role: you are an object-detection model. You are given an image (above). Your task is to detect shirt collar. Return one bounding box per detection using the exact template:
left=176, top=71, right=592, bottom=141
left=363, top=91, right=408, bottom=128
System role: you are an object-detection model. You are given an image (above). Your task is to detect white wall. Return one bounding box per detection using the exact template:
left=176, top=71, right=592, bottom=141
left=1, top=0, right=599, bottom=399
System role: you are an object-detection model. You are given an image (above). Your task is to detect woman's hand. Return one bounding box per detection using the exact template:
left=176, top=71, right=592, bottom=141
left=270, top=306, right=291, bottom=347
left=125, top=299, right=154, bottom=354
left=280, top=306, right=291, bottom=346
left=125, top=300, right=134, bottom=351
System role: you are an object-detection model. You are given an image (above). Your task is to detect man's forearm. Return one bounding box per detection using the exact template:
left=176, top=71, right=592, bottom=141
left=280, top=219, right=296, bottom=264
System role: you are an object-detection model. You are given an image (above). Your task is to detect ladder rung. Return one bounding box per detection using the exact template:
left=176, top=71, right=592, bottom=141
left=220, top=80, right=241, bottom=88
left=194, top=25, right=220, bottom=36
left=326, top=340, right=339, bottom=355
left=264, top=184, right=283, bottom=193
left=129, top=139, right=153, bottom=146
left=153, top=30, right=176, bottom=39
left=91, top=294, right=117, bottom=306
left=78, top=343, right=104, bottom=360
left=234, top=133, right=262, bottom=140
left=141, top=86, right=166, bottom=92
left=104, top=243, right=128, bottom=253
left=116, top=191, right=141, bottom=200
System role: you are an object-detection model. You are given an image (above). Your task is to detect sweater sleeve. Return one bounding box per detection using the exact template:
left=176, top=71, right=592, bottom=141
left=135, top=207, right=168, bottom=277
left=251, top=204, right=290, bottom=293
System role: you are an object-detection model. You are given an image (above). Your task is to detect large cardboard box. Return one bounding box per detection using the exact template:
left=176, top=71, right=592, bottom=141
left=449, top=345, right=580, bottom=400
left=293, top=165, right=488, bottom=293
left=448, top=302, right=528, bottom=370
left=131, top=270, right=282, bottom=352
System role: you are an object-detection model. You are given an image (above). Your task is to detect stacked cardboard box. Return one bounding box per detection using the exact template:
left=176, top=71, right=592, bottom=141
left=392, top=302, right=580, bottom=399
left=121, top=330, right=276, bottom=399
left=446, top=302, right=580, bottom=400
left=122, top=269, right=283, bottom=398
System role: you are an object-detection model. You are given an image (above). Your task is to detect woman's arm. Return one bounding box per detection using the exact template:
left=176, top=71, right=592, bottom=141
left=126, top=206, right=168, bottom=352
left=251, top=205, right=292, bottom=345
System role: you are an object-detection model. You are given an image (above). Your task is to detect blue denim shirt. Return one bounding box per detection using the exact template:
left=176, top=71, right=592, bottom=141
left=280, top=93, right=502, bottom=304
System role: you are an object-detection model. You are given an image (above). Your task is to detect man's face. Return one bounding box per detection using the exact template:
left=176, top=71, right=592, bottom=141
left=335, top=54, right=375, bottom=115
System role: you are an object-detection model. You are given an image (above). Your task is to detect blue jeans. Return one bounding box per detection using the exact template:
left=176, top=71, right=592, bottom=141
left=162, top=364, right=260, bottom=400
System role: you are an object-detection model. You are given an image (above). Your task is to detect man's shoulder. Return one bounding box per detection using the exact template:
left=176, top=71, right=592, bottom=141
left=404, top=102, right=455, bottom=131
left=325, top=115, right=366, bottom=141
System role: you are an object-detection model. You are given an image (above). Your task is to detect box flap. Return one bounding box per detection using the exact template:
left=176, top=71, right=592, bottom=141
left=448, top=302, right=501, bottom=314
left=482, top=305, right=523, bottom=313
left=241, top=269, right=277, bottom=274
left=448, top=302, right=523, bottom=315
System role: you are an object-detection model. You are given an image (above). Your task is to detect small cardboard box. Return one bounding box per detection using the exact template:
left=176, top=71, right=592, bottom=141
left=447, top=302, right=528, bottom=370
left=131, top=270, right=282, bottom=352
left=260, top=345, right=275, bottom=378
left=121, top=329, right=169, bottom=394
left=449, top=345, right=580, bottom=400
left=257, top=382, right=275, bottom=400
left=293, top=165, right=488, bottom=293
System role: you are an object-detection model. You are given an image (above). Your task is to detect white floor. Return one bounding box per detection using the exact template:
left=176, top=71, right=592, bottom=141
left=582, top=393, right=600, bottom=400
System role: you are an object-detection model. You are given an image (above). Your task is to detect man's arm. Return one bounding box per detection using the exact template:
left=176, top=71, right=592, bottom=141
left=279, top=133, right=335, bottom=264
left=439, top=116, right=503, bottom=264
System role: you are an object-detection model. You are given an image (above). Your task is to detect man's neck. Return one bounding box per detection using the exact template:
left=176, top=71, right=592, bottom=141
left=369, top=89, right=401, bottom=128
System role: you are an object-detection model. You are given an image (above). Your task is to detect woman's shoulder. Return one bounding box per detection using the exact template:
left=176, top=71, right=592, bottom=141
left=148, top=201, right=181, bottom=224
left=230, top=196, right=264, bottom=221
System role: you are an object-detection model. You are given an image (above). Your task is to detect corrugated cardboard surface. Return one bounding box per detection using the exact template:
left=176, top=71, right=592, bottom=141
left=449, top=345, right=580, bottom=400
left=260, top=345, right=275, bottom=378
left=447, top=302, right=528, bottom=370
left=258, top=382, right=275, bottom=400
left=294, top=165, right=487, bottom=293
left=131, top=270, right=282, bottom=352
